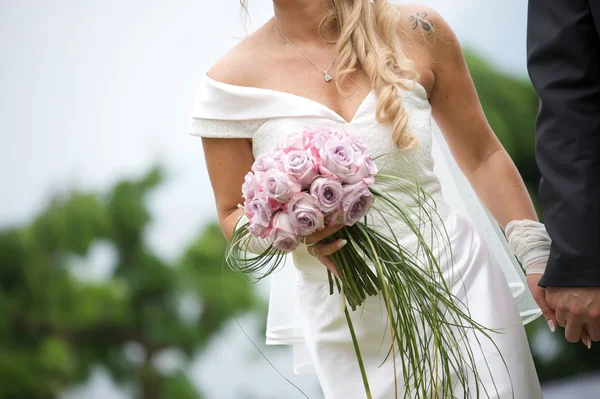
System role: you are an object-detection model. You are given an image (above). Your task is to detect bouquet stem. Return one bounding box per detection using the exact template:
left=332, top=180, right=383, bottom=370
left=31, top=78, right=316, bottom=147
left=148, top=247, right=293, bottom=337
left=326, top=228, right=381, bottom=310
left=344, top=300, right=373, bottom=399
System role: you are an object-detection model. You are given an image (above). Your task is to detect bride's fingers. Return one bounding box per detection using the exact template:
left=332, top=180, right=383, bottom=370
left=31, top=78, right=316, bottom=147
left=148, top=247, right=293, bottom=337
left=307, top=239, right=346, bottom=279
left=304, top=224, right=345, bottom=245
left=312, top=239, right=347, bottom=257
left=318, top=255, right=340, bottom=279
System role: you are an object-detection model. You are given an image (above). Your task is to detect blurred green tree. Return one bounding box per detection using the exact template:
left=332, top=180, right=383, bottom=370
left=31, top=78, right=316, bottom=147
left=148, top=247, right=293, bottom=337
left=0, top=167, right=260, bottom=399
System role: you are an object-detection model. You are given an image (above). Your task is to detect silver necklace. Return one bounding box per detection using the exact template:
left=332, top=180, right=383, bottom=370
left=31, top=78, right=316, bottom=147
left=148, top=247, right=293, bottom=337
left=278, top=28, right=336, bottom=82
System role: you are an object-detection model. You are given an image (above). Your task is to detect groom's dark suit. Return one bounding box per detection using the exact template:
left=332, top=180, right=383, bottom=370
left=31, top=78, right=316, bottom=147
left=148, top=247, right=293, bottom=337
left=527, top=0, right=600, bottom=287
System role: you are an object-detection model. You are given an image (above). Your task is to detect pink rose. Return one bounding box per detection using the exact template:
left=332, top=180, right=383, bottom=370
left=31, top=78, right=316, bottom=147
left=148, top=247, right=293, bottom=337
left=272, top=150, right=284, bottom=162
left=270, top=212, right=300, bottom=252
left=281, top=132, right=304, bottom=152
left=319, top=139, right=359, bottom=182
left=300, top=127, right=337, bottom=168
left=242, top=171, right=260, bottom=200
left=301, top=129, right=314, bottom=148
left=350, top=135, right=368, bottom=152
left=310, top=177, right=344, bottom=214
left=343, top=154, right=379, bottom=185
left=333, top=129, right=368, bottom=153
left=253, top=153, right=280, bottom=172
left=244, top=194, right=273, bottom=234
left=324, top=210, right=343, bottom=227
left=305, top=126, right=335, bottom=150
left=342, top=182, right=374, bottom=226
left=363, top=155, right=378, bottom=175
left=261, top=169, right=301, bottom=203
left=283, top=150, right=317, bottom=188
left=248, top=223, right=267, bottom=238
left=288, top=193, right=325, bottom=236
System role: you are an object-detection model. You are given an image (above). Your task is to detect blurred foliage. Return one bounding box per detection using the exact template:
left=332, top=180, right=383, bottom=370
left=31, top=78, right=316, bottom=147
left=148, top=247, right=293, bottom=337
left=465, top=51, right=600, bottom=381
left=0, top=167, right=261, bottom=399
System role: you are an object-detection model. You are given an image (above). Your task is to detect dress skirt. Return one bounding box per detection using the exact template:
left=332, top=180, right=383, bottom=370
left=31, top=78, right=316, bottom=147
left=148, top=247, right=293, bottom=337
left=291, top=213, right=543, bottom=399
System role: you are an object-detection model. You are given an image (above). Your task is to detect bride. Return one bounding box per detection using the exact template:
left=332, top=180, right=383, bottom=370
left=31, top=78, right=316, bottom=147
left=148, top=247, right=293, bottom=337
left=190, top=1, right=552, bottom=397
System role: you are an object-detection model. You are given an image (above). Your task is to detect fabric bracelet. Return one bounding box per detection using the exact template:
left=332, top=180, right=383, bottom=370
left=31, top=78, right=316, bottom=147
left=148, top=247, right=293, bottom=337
left=505, top=219, right=551, bottom=275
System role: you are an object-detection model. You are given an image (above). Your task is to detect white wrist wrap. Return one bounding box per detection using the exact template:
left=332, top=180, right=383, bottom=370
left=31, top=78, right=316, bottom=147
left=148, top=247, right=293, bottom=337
left=505, top=219, right=551, bottom=275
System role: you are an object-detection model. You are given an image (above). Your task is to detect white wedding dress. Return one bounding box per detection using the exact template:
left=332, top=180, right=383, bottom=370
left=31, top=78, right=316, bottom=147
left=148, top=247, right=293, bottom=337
left=189, top=75, right=543, bottom=398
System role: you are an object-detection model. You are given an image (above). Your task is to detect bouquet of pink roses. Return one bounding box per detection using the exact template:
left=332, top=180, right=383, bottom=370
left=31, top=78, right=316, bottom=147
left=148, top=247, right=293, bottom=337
left=243, top=128, right=377, bottom=250
left=239, top=128, right=383, bottom=308
left=228, top=126, right=499, bottom=399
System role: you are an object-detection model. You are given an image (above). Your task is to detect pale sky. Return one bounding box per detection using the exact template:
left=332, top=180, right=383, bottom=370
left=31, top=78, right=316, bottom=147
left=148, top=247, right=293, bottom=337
left=0, top=0, right=529, bottom=254
left=1, top=1, right=531, bottom=397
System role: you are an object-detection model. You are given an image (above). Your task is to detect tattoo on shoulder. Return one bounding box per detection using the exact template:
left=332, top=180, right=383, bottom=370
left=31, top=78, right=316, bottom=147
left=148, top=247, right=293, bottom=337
left=409, top=12, right=434, bottom=33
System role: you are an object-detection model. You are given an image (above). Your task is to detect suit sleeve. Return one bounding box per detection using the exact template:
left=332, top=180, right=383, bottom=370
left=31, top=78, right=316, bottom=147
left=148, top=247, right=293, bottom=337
left=527, top=0, right=600, bottom=287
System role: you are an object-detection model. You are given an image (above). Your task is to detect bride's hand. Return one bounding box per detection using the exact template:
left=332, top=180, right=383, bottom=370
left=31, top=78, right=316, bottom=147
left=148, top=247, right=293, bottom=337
left=527, top=274, right=557, bottom=333
left=303, top=224, right=347, bottom=278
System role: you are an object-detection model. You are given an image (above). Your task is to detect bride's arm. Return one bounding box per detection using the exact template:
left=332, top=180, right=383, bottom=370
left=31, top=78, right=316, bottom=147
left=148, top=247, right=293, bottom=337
left=415, top=9, right=538, bottom=228
left=202, top=137, right=254, bottom=240
left=406, top=6, right=561, bottom=327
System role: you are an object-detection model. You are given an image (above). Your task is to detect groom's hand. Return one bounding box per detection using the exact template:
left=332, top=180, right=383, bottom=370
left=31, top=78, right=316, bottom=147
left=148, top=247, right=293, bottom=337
left=546, top=287, right=600, bottom=344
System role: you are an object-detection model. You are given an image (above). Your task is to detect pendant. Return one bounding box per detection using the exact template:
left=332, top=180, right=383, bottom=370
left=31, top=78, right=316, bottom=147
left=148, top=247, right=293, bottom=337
left=324, top=73, right=332, bottom=82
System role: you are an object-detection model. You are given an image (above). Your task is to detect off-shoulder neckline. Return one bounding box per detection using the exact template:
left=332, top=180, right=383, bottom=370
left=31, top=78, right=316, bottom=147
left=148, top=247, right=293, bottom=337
left=203, top=74, right=429, bottom=125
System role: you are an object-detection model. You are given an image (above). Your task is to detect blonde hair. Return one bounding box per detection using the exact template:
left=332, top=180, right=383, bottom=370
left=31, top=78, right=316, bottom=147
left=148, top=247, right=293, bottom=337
left=240, top=0, right=250, bottom=33
left=328, top=0, right=421, bottom=148
left=242, top=0, right=420, bottom=148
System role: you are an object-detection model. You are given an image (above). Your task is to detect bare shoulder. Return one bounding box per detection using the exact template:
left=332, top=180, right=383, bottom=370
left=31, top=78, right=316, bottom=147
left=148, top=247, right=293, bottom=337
left=394, top=3, right=461, bottom=60
left=207, top=23, right=272, bottom=87
left=392, top=3, right=464, bottom=92
left=394, top=3, right=455, bottom=43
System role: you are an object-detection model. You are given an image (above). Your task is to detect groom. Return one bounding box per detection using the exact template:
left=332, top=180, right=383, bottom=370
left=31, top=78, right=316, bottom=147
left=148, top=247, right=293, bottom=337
left=527, top=0, right=600, bottom=344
